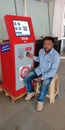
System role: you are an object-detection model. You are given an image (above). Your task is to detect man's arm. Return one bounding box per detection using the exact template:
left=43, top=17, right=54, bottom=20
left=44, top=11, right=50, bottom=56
left=26, top=52, right=40, bottom=62
left=33, top=56, right=40, bottom=62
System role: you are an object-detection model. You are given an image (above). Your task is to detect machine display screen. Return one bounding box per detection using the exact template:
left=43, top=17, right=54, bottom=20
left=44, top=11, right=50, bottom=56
left=13, top=20, right=31, bottom=37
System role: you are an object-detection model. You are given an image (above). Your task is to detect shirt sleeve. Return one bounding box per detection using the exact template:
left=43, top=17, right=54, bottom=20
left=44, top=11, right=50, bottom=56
left=33, top=56, right=40, bottom=62
left=41, top=54, right=60, bottom=80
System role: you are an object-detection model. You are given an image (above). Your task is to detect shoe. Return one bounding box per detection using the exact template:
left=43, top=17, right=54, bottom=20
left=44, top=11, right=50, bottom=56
left=25, top=92, right=35, bottom=101
left=36, top=101, right=44, bottom=112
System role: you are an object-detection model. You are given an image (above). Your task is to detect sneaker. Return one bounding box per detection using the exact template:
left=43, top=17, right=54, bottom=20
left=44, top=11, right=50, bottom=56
left=36, top=101, right=44, bottom=112
left=25, top=92, right=35, bottom=101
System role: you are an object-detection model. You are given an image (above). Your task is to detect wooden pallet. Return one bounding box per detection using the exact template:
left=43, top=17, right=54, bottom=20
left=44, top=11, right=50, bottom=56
left=0, top=86, right=26, bottom=103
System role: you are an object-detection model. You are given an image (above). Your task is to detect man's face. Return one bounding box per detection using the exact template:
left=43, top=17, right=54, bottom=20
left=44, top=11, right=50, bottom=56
left=43, top=40, right=53, bottom=53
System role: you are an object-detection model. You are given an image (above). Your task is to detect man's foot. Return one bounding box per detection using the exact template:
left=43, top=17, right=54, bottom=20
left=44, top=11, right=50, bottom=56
left=36, top=101, right=44, bottom=112
left=25, top=92, right=35, bottom=101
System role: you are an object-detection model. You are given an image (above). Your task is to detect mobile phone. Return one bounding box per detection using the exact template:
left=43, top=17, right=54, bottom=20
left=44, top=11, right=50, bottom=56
left=26, top=52, right=31, bottom=56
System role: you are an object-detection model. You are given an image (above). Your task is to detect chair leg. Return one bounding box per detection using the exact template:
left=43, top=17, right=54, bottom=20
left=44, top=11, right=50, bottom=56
left=55, top=77, right=59, bottom=95
left=49, top=80, right=55, bottom=104
left=36, top=83, right=40, bottom=94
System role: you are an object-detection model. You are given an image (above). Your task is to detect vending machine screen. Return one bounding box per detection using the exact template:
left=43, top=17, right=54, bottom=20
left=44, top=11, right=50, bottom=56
left=13, top=20, right=31, bottom=37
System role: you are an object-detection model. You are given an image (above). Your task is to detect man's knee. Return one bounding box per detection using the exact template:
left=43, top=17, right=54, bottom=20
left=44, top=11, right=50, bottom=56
left=24, top=77, right=28, bottom=83
left=24, top=74, right=32, bottom=83
left=42, top=78, right=52, bottom=86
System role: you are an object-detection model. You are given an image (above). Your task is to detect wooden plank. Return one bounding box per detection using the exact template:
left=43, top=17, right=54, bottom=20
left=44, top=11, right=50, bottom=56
left=0, top=86, right=26, bottom=102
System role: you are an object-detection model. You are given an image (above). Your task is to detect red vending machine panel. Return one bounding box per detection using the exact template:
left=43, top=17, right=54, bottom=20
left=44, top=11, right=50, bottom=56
left=1, top=15, right=36, bottom=97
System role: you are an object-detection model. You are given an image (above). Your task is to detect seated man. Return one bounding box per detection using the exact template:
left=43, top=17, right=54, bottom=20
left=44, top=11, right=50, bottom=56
left=24, top=36, right=60, bottom=112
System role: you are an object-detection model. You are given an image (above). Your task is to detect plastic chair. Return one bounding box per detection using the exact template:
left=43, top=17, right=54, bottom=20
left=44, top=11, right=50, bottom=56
left=33, top=74, right=59, bottom=104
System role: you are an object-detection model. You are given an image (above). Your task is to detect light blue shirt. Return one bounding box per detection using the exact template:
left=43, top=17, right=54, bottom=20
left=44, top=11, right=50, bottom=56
left=33, top=48, right=60, bottom=80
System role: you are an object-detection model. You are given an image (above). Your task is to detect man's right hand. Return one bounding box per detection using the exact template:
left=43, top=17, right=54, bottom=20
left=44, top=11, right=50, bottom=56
left=26, top=53, right=34, bottom=59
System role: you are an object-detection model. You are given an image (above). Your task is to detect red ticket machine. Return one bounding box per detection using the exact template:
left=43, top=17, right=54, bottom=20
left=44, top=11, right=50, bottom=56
left=1, top=15, right=35, bottom=98
left=0, top=45, right=2, bottom=83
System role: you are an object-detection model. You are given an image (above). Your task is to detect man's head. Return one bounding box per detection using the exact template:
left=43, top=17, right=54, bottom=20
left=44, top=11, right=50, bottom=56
left=43, top=36, right=55, bottom=53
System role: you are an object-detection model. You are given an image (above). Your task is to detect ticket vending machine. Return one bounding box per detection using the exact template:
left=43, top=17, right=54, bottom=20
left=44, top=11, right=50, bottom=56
left=0, top=45, right=2, bottom=83
left=1, top=15, right=35, bottom=98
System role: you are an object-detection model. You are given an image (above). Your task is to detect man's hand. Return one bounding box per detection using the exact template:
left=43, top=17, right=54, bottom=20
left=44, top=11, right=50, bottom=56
left=26, top=52, right=34, bottom=59
left=35, top=77, right=42, bottom=82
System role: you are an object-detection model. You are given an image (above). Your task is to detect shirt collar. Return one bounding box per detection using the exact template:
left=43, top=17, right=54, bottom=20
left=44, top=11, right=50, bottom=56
left=43, top=48, right=54, bottom=55
left=49, top=48, right=54, bottom=54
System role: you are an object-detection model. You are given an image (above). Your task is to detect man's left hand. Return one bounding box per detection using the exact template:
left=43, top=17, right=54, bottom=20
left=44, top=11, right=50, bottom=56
left=35, top=77, right=42, bottom=82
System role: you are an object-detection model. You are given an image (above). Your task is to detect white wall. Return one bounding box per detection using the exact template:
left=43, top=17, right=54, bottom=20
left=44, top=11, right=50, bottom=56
left=14, top=0, right=24, bottom=16
left=49, top=1, right=55, bottom=35
left=52, top=0, right=65, bottom=40
left=0, top=0, right=16, bottom=40
left=27, top=0, right=49, bottom=37
left=0, top=0, right=54, bottom=40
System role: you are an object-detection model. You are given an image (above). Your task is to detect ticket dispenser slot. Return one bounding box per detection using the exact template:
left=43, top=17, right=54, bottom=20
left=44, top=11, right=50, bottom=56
left=18, top=48, right=24, bottom=59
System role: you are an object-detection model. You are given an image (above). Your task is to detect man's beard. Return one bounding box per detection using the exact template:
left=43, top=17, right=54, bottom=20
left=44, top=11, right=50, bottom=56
left=44, top=48, right=52, bottom=53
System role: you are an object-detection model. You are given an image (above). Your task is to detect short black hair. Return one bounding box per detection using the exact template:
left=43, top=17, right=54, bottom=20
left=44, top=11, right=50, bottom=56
left=43, top=36, right=55, bottom=44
